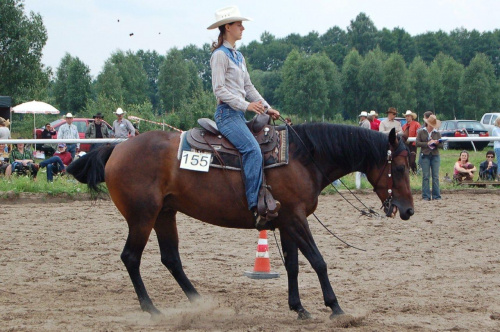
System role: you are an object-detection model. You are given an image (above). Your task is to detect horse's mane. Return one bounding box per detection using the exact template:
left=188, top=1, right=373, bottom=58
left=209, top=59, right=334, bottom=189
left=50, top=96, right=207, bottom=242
left=288, top=123, right=389, bottom=172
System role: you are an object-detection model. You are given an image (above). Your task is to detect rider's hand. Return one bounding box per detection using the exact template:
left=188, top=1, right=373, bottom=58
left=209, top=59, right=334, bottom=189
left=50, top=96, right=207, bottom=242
left=267, top=108, right=280, bottom=120
left=247, top=101, right=265, bottom=114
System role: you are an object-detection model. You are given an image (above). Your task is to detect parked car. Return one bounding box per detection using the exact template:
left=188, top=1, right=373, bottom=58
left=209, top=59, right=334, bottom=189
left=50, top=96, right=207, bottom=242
left=480, top=112, right=500, bottom=136
left=438, top=120, right=490, bottom=151
left=35, top=118, right=113, bottom=152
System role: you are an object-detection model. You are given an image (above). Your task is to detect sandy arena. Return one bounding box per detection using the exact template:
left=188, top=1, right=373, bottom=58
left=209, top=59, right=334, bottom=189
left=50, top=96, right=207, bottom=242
left=1, top=191, right=499, bottom=331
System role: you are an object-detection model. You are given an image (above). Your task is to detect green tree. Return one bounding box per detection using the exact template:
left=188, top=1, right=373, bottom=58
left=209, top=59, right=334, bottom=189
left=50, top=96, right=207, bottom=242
left=53, top=53, right=92, bottom=114
left=381, top=52, right=413, bottom=112
left=359, top=48, right=385, bottom=112
left=320, top=26, right=348, bottom=67
left=137, top=50, right=165, bottom=113
left=95, top=61, right=124, bottom=103
left=459, top=53, right=496, bottom=119
left=341, top=49, right=363, bottom=119
left=0, top=0, right=49, bottom=101
left=181, top=44, right=211, bottom=91
left=441, top=55, right=464, bottom=119
left=409, top=56, right=432, bottom=114
left=415, top=32, right=443, bottom=63
left=347, top=12, right=378, bottom=55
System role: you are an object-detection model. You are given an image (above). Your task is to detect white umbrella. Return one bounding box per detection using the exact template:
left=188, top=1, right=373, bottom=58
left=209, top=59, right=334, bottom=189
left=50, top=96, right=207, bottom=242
left=12, top=100, right=60, bottom=138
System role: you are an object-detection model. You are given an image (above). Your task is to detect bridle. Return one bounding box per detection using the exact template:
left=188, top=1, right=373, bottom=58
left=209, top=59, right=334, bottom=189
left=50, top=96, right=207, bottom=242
left=373, top=140, right=409, bottom=217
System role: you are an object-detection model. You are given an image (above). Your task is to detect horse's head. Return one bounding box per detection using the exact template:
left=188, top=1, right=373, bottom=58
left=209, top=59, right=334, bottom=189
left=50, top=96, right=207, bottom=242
left=367, top=128, right=414, bottom=220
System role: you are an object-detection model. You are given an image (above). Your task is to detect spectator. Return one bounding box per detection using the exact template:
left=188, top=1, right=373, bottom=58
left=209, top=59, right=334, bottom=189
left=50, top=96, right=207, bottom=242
left=479, top=150, right=498, bottom=181
left=0, top=117, right=11, bottom=140
left=39, top=123, right=57, bottom=157
left=0, top=143, right=9, bottom=175
left=39, top=143, right=73, bottom=182
left=453, top=150, right=476, bottom=183
left=112, top=108, right=135, bottom=138
left=6, top=141, right=38, bottom=179
left=492, top=117, right=500, bottom=177
left=285, top=117, right=293, bottom=126
left=369, top=110, right=380, bottom=131
left=379, top=107, right=402, bottom=135
left=416, top=114, right=442, bottom=201
left=57, top=113, right=79, bottom=160
left=133, top=123, right=140, bottom=136
left=402, top=110, right=421, bottom=174
left=86, top=112, right=110, bottom=150
left=358, top=111, right=370, bottom=129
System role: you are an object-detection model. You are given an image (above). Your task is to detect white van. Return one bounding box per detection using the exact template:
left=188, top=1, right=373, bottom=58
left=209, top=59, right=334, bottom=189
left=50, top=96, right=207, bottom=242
left=480, top=112, right=500, bottom=136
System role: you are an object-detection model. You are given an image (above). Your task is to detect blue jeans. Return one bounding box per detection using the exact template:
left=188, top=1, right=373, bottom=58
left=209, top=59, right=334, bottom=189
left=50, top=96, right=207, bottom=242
left=215, top=104, right=262, bottom=210
left=39, top=156, right=65, bottom=182
left=66, top=144, right=77, bottom=160
left=495, top=148, right=500, bottom=177
left=420, top=154, right=441, bottom=200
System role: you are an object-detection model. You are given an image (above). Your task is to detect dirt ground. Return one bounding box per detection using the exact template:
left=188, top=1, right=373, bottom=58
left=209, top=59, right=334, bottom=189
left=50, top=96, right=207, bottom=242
left=1, top=191, right=499, bottom=331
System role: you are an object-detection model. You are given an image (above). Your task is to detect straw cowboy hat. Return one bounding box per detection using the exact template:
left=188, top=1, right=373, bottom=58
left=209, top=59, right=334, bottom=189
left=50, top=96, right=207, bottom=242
left=358, top=111, right=368, bottom=117
left=64, top=113, right=74, bottom=118
left=207, top=6, right=252, bottom=30
left=369, top=110, right=378, bottom=117
left=0, top=117, right=10, bottom=127
left=404, top=110, right=417, bottom=120
left=424, top=114, right=441, bottom=128
left=386, top=107, right=398, bottom=115
left=114, top=108, right=126, bottom=115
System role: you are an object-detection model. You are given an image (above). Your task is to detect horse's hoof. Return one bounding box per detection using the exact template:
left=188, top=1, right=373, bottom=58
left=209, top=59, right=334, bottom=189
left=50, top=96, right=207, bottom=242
left=150, top=311, right=165, bottom=322
left=330, top=307, right=345, bottom=318
left=297, top=309, right=312, bottom=320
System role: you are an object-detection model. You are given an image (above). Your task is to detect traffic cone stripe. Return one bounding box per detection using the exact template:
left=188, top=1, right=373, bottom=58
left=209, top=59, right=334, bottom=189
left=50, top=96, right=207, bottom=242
left=256, top=251, right=269, bottom=258
left=243, top=230, right=279, bottom=279
left=258, top=239, right=268, bottom=245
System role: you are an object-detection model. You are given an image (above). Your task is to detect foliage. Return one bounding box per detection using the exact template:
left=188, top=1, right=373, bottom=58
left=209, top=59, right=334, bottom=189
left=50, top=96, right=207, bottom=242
left=341, top=49, right=363, bottom=119
left=0, top=0, right=49, bottom=102
left=409, top=56, right=432, bottom=114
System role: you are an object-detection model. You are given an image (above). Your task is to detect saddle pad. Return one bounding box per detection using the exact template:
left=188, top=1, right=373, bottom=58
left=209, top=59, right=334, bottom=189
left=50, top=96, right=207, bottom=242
left=178, top=128, right=289, bottom=171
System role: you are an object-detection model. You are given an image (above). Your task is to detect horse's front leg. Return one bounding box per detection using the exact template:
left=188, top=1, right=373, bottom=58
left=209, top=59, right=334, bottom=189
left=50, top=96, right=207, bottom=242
left=280, top=228, right=312, bottom=320
left=285, top=222, right=345, bottom=319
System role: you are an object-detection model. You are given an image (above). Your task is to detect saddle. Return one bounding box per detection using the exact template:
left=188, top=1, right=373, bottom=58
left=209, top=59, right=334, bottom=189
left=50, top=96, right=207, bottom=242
left=185, top=113, right=283, bottom=228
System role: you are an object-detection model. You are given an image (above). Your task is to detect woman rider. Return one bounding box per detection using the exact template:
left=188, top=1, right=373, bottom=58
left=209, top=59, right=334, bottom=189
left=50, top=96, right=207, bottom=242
left=208, top=6, right=280, bottom=226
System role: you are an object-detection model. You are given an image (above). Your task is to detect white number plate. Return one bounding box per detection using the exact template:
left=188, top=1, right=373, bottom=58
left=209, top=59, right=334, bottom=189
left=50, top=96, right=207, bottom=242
left=468, top=134, right=479, bottom=137
left=180, top=151, right=211, bottom=172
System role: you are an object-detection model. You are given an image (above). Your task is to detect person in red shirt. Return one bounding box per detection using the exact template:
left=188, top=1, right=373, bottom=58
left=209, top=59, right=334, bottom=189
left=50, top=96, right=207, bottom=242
left=369, top=110, right=380, bottom=131
left=38, top=143, right=73, bottom=182
left=402, top=110, right=422, bottom=174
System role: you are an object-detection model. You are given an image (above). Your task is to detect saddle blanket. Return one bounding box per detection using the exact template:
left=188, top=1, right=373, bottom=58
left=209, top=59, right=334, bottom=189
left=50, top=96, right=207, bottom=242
left=177, top=127, right=289, bottom=171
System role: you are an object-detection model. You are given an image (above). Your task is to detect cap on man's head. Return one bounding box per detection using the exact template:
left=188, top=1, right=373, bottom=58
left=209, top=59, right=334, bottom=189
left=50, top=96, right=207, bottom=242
left=58, top=143, right=66, bottom=148
left=386, top=107, right=397, bottom=115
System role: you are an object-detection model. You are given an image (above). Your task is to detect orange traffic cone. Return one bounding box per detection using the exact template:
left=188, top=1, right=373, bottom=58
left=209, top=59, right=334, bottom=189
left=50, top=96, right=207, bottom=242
left=244, top=230, right=280, bottom=279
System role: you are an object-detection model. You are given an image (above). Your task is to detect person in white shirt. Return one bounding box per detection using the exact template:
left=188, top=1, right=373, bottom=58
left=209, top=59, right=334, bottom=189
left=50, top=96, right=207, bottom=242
left=358, top=111, right=370, bottom=129
left=57, top=113, right=79, bottom=160
left=379, top=107, right=402, bottom=135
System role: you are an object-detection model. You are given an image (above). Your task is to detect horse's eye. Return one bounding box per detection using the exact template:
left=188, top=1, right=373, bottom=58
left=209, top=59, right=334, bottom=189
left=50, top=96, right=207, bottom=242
left=395, top=165, right=405, bottom=172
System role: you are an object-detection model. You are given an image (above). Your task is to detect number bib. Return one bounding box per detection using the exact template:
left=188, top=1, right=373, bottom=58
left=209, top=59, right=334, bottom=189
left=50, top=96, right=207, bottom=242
left=180, top=151, right=211, bottom=172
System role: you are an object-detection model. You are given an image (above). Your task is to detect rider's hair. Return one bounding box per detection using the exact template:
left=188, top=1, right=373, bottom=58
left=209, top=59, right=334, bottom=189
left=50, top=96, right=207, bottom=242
left=211, top=23, right=235, bottom=52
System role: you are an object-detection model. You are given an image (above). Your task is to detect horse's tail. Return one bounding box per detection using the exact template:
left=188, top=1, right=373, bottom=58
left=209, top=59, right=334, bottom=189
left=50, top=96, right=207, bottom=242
left=66, top=145, right=116, bottom=196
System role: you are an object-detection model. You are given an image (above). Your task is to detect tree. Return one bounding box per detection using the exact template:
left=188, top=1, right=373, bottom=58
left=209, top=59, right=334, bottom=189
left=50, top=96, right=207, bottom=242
left=381, top=52, right=413, bottom=112
left=440, top=55, right=464, bottom=119
left=320, top=26, right=348, bottom=68
left=341, top=49, right=363, bottom=119
left=95, top=61, right=124, bottom=103
left=0, top=0, right=49, bottom=101
left=347, top=12, right=378, bottom=55
left=52, top=53, right=92, bottom=114
left=359, top=48, right=385, bottom=112
left=409, top=56, right=432, bottom=114
left=459, top=53, right=496, bottom=119
left=415, top=32, right=443, bottom=63
left=137, top=50, right=165, bottom=113
left=108, top=51, right=149, bottom=106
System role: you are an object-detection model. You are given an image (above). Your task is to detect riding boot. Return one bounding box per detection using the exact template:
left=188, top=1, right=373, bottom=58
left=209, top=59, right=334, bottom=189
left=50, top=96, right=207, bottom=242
left=255, top=170, right=281, bottom=229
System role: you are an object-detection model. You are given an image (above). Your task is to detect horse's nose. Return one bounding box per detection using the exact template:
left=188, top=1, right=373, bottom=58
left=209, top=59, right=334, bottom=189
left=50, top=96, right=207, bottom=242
left=406, top=208, right=414, bottom=216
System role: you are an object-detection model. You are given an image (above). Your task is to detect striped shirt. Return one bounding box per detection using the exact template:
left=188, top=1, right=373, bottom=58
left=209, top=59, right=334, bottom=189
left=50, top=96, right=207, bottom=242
left=210, top=40, right=269, bottom=112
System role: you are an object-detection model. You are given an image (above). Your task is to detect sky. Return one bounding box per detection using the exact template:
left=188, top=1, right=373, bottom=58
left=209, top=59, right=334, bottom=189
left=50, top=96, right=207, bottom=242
left=22, top=0, right=500, bottom=78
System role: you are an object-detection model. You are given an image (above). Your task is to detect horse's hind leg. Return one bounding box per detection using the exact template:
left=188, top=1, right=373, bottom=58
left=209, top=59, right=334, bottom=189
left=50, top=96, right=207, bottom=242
left=283, top=221, right=345, bottom=319
left=121, top=224, right=162, bottom=317
left=154, top=209, right=200, bottom=302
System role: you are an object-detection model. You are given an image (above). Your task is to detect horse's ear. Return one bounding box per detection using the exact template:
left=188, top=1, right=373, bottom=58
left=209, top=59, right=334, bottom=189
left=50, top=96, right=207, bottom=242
left=389, top=128, right=398, bottom=147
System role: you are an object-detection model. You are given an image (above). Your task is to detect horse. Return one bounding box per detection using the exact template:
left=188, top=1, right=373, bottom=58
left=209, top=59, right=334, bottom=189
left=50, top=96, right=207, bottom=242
left=67, top=123, right=414, bottom=320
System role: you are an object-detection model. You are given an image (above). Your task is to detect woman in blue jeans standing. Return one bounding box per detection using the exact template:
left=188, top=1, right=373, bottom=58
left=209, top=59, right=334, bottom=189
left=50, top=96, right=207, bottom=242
left=492, top=117, right=500, bottom=177
left=416, top=115, right=442, bottom=200
left=208, top=6, right=280, bottom=225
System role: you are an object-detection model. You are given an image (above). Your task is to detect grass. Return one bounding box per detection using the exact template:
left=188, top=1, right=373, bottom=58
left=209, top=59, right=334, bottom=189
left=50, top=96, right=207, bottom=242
left=0, top=148, right=496, bottom=196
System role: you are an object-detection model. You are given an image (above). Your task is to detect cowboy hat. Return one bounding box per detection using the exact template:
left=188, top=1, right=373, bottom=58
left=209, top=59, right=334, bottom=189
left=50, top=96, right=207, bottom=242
left=207, top=6, right=252, bottom=30
left=93, top=112, right=104, bottom=119
left=386, top=107, right=397, bottom=115
left=404, top=110, right=417, bottom=120
left=369, top=110, right=378, bottom=117
left=0, top=117, right=10, bottom=127
left=114, top=108, right=126, bottom=115
left=358, top=111, right=368, bottom=117
left=64, top=113, right=74, bottom=118
left=424, top=114, right=441, bottom=128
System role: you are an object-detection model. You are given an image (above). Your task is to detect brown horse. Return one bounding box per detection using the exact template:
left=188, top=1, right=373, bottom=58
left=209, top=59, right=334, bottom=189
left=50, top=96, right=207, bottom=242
left=67, top=123, right=414, bottom=320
